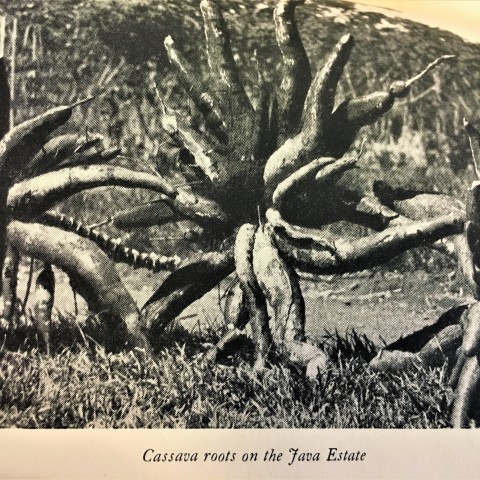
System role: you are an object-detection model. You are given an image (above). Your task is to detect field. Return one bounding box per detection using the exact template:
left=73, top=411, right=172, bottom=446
left=0, top=262, right=469, bottom=428
left=0, top=0, right=479, bottom=429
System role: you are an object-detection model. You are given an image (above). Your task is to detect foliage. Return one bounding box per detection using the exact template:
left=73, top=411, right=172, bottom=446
left=0, top=0, right=475, bottom=264
left=0, top=0, right=479, bottom=196
left=0, top=323, right=452, bottom=428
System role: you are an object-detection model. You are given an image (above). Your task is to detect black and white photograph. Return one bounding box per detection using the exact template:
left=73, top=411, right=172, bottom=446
left=0, top=0, right=480, bottom=477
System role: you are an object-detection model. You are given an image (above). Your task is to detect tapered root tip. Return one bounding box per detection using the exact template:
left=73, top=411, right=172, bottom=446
left=340, top=33, right=353, bottom=45
left=464, top=118, right=470, bottom=128
left=404, top=54, right=455, bottom=88
left=432, top=55, right=456, bottom=69
left=71, top=96, right=95, bottom=108
left=74, top=135, right=104, bottom=153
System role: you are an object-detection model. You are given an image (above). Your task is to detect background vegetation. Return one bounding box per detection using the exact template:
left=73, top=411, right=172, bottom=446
left=1, top=0, right=478, bottom=258
left=2, top=0, right=480, bottom=196
left=0, top=0, right=477, bottom=428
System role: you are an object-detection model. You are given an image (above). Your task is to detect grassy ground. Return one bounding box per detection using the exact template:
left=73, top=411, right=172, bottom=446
left=0, top=327, right=453, bottom=428
left=0, top=266, right=464, bottom=429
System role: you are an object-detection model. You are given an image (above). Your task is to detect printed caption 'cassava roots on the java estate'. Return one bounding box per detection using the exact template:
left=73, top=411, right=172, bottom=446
left=1, top=0, right=477, bottom=427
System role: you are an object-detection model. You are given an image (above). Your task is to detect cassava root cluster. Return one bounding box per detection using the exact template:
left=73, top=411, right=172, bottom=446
left=1, top=0, right=477, bottom=427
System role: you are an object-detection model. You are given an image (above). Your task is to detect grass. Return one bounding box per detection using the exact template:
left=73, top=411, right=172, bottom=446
left=0, top=1, right=470, bottom=429
left=0, top=320, right=454, bottom=428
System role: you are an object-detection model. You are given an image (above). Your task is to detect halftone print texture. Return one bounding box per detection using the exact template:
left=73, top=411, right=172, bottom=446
left=0, top=0, right=478, bottom=428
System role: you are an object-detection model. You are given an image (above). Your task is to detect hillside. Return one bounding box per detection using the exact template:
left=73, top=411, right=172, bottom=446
left=0, top=0, right=479, bottom=254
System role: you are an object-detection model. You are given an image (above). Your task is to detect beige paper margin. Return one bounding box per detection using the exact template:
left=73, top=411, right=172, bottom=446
left=1, top=1, right=480, bottom=479
left=344, top=0, right=480, bottom=43
left=2, top=429, right=480, bottom=479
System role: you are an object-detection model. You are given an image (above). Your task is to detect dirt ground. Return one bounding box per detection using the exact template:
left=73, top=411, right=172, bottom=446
left=126, top=267, right=470, bottom=347
left=6, top=260, right=470, bottom=348
left=301, top=270, right=467, bottom=345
